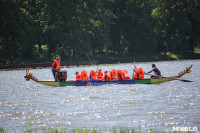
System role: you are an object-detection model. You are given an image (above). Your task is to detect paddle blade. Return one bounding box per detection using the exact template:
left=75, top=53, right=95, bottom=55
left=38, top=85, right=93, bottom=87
left=179, top=79, right=193, bottom=82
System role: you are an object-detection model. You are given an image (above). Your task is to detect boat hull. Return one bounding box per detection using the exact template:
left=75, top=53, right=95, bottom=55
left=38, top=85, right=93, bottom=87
left=40, top=80, right=136, bottom=87
left=39, top=77, right=177, bottom=87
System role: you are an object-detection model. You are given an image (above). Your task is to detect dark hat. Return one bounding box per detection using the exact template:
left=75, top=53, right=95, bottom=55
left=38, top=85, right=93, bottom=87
left=74, top=71, right=78, bottom=74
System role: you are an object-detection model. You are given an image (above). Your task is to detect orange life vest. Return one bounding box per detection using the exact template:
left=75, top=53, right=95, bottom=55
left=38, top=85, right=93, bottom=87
left=110, top=69, right=117, bottom=80
left=104, top=73, right=111, bottom=81
left=53, top=59, right=61, bottom=71
left=81, top=70, right=88, bottom=80
left=123, top=70, right=131, bottom=79
left=89, top=70, right=96, bottom=79
left=97, top=71, right=103, bottom=80
left=133, top=71, right=138, bottom=79
left=117, top=70, right=122, bottom=79
left=137, top=68, right=144, bottom=79
left=120, top=70, right=126, bottom=80
left=76, top=74, right=82, bottom=81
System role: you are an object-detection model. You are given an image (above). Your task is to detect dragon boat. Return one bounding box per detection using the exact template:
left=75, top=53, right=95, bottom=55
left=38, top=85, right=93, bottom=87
left=24, top=65, right=193, bottom=87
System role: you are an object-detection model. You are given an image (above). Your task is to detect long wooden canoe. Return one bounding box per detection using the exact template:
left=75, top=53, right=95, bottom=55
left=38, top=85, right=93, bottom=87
left=24, top=65, right=192, bottom=87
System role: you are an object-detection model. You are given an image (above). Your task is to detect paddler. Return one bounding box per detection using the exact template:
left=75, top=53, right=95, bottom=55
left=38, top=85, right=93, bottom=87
left=133, top=69, right=139, bottom=79
left=81, top=70, right=88, bottom=81
left=122, top=70, right=131, bottom=79
left=97, top=69, right=103, bottom=80
left=75, top=72, right=83, bottom=82
left=89, top=70, right=97, bottom=81
left=51, top=58, right=61, bottom=81
left=117, top=70, right=124, bottom=80
left=147, top=64, right=161, bottom=78
left=132, top=64, right=144, bottom=79
left=137, top=67, right=144, bottom=79
left=110, top=69, right=117, bottom=80
left=103, top=71, right=111, bottom=81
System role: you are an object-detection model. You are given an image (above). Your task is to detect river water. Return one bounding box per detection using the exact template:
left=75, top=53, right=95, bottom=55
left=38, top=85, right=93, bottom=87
left=0, top=60, right=200, bottom=132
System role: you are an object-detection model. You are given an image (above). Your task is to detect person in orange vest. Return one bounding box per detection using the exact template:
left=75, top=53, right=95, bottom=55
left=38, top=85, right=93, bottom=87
left=133, top=69, right=139, bottom=79
left=137, top=67, right=144, bottom=79
left=89, top=70, right=97, bottom=81
left=117, top=70, right=121, bottom=80
left=110, top=69, right=117, bottom=80
left=75, top=72, right=83, bottom=82
left=103, top=71, right=111, bottom=81
left=81, top=70, right=88, bottom=81
left=117, top=70, right=125, bottom=80
left=51, top=58, right=61, bottom=81
left=122, top=70, right=131, bottom=79
left=97, top=69, right=103, bottom=80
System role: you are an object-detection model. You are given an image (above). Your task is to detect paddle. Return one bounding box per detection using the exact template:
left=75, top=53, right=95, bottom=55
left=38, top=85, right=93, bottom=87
left=134, top=60, right=137, bottom=70
left=96, top=67, right=99, bottom=73
left=144, top=73, right=193, bottom=82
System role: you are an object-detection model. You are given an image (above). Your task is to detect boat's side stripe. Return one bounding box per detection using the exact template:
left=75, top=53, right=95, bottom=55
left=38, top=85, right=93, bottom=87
left=75, top=80, right=136, bottom=86
left=59, top=81, right=75, bottom=86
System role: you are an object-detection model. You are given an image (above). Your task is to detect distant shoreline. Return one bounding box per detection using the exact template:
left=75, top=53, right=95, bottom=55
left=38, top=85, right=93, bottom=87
left=1, top=58, right=199, bottom=70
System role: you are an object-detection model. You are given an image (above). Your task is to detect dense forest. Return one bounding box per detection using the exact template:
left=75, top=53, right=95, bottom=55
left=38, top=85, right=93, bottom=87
left=1, top=0, right=200, bottom=65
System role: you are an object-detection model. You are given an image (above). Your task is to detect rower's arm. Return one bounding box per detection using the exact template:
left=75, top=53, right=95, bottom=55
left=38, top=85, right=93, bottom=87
left=147, top=69, right=153, bottom=73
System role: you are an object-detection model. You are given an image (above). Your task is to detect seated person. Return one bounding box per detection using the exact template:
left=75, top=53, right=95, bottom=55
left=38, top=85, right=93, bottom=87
left=97, top=69, right=103, bottom=80
left=75, top=72, right=83, bottom=82
left=89, top=70, right=97, bottom=81
left=147, top=64, right=161, bottom=78
left=110, top=69, right=117, bottom=80
left=103, top=71, right=111, bottom=81
left=81, top=70, right=88, bottom=81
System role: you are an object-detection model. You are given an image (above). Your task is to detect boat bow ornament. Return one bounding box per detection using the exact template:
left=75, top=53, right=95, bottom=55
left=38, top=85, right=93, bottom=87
left=178, top=65, right=192, bottom=78
left=24, top=68, right=39, bottom=82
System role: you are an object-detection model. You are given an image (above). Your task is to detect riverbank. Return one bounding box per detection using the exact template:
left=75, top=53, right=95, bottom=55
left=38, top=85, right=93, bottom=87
left=95, top=52, right=200, bottom=64
left=0, top=52, right=199, bottom=68
left=0, top=61, right=98, bottom=70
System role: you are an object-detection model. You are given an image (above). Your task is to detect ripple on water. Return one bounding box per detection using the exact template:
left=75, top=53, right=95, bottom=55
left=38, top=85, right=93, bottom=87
left=0, top=60, right=200, bottom=132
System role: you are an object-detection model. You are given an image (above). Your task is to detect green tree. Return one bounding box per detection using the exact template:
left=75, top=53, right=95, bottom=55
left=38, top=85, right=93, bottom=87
left=151, top=0, right=200, bottom=55
left=0, top=0, right=35, bottom=64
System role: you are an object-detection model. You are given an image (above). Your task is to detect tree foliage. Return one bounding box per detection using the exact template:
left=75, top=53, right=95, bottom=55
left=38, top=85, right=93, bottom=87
left=1, top=0, right=200, bottom=64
